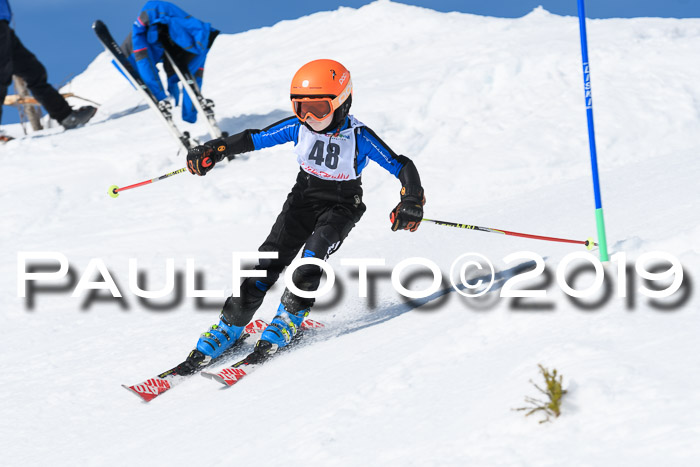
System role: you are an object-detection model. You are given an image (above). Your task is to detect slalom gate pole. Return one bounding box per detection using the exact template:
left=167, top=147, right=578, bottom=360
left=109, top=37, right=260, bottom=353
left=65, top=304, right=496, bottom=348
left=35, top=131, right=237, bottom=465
left=108, top=167, right=187, bottom=198
left=577, top=0, right=610, bottom=261
left=422, top=218, right=597, bottom=249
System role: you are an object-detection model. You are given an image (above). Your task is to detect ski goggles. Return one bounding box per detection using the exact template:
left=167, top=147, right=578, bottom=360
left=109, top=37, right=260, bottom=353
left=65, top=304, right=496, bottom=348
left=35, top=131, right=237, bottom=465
left=291, top=97, right=334, bottom=122
left=291, top=80, right=353, bottom=122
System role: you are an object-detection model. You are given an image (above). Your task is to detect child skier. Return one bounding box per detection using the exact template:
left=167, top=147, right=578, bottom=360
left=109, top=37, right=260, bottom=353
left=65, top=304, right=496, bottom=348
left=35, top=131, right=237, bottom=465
left=180, top=59, right=425, bottom=371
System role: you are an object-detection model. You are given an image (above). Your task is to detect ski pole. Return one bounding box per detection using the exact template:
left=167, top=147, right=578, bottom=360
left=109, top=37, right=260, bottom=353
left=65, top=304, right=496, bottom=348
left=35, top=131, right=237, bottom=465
left=109, top=167, right=187, bottom=198
left=422, top=218, right=597, bottom=249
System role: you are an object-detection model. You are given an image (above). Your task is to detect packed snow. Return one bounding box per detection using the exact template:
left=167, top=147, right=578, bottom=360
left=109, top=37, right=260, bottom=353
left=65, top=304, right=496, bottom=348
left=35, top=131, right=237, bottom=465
left=1, top=1, right=698, bottom=465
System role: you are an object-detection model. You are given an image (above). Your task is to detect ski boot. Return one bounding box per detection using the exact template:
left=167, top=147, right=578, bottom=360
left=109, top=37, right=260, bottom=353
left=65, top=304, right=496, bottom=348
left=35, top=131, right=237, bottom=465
left=176, top=313, right=245, bottom=375
left=244, top=303, right=309, bottom=364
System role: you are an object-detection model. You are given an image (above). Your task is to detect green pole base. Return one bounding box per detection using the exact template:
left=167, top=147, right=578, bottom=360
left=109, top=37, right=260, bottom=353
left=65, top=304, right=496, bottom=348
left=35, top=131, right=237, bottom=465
left=595, top=208, right=609, bottom=261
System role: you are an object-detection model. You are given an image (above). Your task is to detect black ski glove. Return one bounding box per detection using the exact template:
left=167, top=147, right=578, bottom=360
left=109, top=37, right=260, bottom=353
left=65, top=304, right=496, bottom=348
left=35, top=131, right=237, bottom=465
left=390, top=185, right=425, bottom=232
left=186, top=139, right=228, bottom=176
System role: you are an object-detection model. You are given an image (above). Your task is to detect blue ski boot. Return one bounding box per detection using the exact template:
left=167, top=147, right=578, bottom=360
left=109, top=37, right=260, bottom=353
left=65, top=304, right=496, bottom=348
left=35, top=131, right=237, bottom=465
left=176, top=314, right=245, bottom=375
left=197, top=313, right=246, bottom=359
left=249, top=303, right=309, bottom=362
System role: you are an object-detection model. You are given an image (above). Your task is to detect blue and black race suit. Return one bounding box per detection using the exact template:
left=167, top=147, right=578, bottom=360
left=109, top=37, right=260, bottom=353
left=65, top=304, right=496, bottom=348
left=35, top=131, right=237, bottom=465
left=217, top=115, right=423, bottom=325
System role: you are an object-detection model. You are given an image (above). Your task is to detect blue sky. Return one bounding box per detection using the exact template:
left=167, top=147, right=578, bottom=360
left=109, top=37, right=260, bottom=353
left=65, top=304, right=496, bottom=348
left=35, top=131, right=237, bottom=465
left=4, top=0, right=699, bottom=125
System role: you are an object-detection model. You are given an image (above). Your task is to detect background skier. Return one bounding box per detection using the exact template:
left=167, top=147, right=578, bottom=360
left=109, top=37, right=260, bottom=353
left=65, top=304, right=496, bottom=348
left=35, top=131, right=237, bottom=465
left=120, top=1, right=219, bottom=123
left=0, top=0, right=96, bottom=141
left=180, top=58, right=425, bottom=370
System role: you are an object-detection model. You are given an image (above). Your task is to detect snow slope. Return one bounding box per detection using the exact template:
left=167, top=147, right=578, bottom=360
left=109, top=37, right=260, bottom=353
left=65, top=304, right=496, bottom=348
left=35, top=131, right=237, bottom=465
left=1, top=1, right=699, bottom=465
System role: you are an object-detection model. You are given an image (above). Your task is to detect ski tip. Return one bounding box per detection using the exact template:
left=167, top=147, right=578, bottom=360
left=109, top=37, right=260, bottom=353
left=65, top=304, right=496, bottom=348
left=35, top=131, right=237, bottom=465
left=122, top=384, right=156, bottom=403
left=122, top=378, right=172, bottom=402
left=212, top=375, right=232, bottom=387
left=201, top=371, right=230, bottom=386
left=92, top=19, right=104, bottom=30
left=202, top=367, right=248, bottom=387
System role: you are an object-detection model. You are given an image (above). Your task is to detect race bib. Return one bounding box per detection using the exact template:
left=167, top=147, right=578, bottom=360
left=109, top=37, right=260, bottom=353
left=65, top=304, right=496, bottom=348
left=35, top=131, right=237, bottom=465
left=294, top=117, right=364, bottom=180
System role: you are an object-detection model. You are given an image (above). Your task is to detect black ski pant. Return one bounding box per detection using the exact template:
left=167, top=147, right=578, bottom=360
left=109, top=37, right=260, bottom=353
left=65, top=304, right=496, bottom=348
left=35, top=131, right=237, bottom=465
left=0, top=20, right=72, bottom=125
left=224, top=170, right=366, bottom=326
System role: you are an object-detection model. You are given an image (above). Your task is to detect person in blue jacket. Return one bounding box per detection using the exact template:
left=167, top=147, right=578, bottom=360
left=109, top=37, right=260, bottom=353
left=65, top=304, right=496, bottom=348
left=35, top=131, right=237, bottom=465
left=177, top=59, right=426, bottom=372
left=0, top=0, right=96, bottom=141
left=120, top=1, right=219, bottom=123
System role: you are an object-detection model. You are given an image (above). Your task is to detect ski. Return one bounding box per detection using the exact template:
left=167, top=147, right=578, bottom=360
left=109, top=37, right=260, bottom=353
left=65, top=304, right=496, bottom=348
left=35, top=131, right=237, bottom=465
left=162, top=48, right=227, bottom=142
left=202, top=319, right=325, bottom=387
left=122, top=319, right=268, bottom=402
left=92, top=20, right=195, bottom=151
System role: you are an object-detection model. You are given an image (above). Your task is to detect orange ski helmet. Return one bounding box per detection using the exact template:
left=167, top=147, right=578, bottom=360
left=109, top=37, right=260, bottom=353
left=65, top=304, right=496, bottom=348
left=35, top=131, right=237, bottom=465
left=290, top=59, right=353, bottom=132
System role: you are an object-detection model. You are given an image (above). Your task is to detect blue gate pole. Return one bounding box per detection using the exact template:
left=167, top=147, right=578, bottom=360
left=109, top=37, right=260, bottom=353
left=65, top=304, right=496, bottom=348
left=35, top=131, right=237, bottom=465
left=577, top=0, right=609, bottom=261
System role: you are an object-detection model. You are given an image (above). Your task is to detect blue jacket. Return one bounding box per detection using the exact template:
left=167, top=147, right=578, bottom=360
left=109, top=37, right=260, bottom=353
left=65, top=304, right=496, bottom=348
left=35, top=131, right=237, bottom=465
left=127, top=1, right=216, bottom=123
left=0, top=0, right=12, bottom=22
